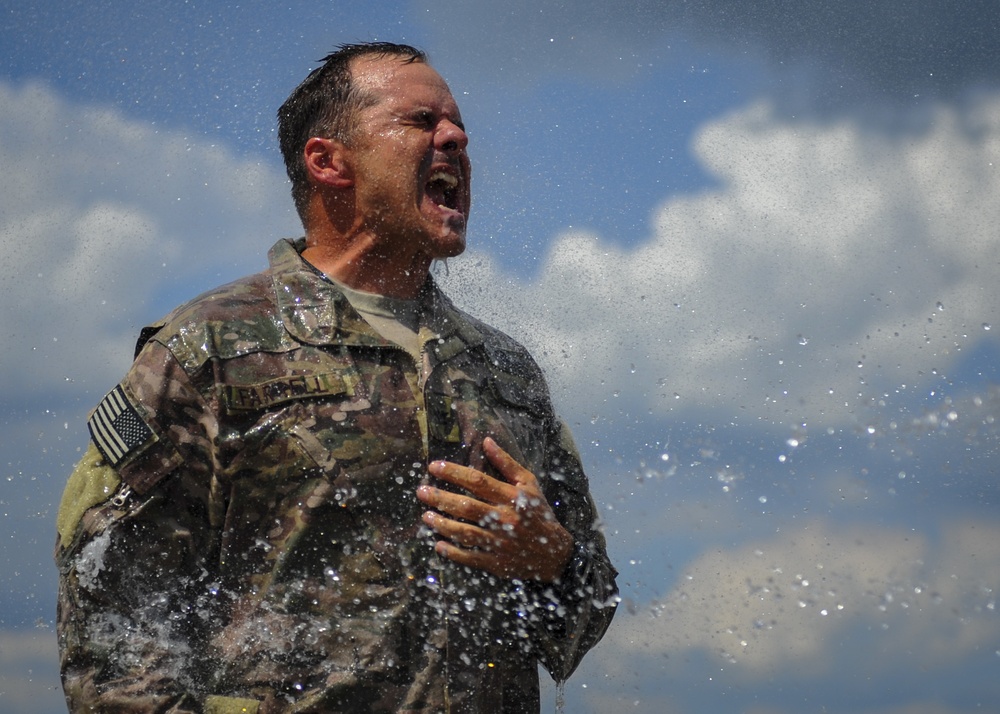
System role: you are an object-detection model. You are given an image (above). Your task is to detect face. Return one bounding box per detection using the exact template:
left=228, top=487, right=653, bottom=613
left=345, top=56, right=472, bottom=261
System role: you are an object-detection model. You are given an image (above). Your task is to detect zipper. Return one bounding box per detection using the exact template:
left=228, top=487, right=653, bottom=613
left=109, top=481, right=133, bottom=508
left=415, top=333, right=453, bottom=712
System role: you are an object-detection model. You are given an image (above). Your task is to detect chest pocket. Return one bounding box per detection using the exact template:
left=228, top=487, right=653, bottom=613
left=487, top=340, right=552, bottom=474
left=485, top=369, right=550, bottom=471
left=427, top=344, right=552, bottom=472
left=214, top=352, right=395, bottom=586
left=217, top=346, right=371, bottom=483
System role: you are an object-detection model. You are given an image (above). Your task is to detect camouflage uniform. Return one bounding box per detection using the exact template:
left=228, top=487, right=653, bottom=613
left=55, top=238, right=618, bottom=713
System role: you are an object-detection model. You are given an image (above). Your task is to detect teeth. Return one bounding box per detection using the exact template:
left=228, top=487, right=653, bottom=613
left=428, top=171, right=459, bottom=189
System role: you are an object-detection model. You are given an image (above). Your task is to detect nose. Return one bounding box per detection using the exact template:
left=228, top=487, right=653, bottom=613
left=437, top=119, right=468, bottom=154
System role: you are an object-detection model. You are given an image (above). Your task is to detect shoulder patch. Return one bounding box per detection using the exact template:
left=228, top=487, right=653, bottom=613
left=87, top=385, right=155, bottom=467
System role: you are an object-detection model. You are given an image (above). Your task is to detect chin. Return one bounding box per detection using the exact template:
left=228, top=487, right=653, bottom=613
left=428, top=224, right=467, bottom=258
left=434, top=238, right=466, bottom=259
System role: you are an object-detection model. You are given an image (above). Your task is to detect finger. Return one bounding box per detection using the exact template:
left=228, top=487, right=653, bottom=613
left=421, top=510, right=502, bottom=550
left=483, top=437, right=540, bottom=489
left=427, top=459, right=514, bottom=504
left=416, top=484, right=496, bottom=523
left=433, top=540, right=508, bottom=577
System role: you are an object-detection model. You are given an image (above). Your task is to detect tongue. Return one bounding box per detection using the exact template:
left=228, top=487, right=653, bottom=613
left=426, top=182, right=447, bottom=208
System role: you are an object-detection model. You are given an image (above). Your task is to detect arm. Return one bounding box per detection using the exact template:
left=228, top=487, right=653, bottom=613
left=55, top=340, right=245, bottom=712
left=56, top=445, right=217, bottom=712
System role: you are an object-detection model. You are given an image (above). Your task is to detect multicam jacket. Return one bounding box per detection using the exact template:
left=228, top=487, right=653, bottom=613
left=55, top=238, right=618, bottom=713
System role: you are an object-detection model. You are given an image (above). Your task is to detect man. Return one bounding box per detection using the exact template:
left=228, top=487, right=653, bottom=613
left=55, top=42, right=617, bottom=713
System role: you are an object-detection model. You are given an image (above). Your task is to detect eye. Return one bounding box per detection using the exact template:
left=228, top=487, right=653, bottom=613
left=412, top=110, right=435, bottom=127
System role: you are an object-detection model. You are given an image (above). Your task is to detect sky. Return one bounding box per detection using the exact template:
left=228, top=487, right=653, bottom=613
left=2, top=1, right=1000, bottom=712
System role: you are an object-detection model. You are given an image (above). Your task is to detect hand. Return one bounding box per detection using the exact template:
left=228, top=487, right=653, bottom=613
left=416, top=437, right=574, bottom=583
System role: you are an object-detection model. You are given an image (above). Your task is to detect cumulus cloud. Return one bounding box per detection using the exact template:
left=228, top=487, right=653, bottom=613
left=0, top=81, right=298, bottom=397
left=441, top=94, right=1000, bottom=427
left=0, top=630, right=61, bottom=714
left=597, top=517, right=1000, bottom=689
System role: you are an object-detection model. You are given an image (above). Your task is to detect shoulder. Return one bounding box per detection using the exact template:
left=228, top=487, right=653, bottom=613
left=438, top=292, right=554, bottom=414
left=137, top=269, right=289, bottom=373
left=437, top=288, right=544, bottom=379
left=474, top=315, right=544, bottom=380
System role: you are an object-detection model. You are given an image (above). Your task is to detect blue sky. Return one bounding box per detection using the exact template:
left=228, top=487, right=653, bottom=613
left=3, top=2, right=1000, bottom=712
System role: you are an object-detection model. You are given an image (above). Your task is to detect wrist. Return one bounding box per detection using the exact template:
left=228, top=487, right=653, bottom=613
left=556, top=539, right=590, bottom=587
left=540, top=527, right=574, bottom=583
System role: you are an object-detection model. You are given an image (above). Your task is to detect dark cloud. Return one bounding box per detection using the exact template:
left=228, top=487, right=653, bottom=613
left=419, top=0, right=1000, bottom=107
left=685, top=1, right=1000, bottom=106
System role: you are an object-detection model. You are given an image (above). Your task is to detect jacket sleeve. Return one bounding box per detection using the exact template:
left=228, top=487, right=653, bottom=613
left=528, top=417, right=619, bottom=682
left=54, top=339, right=243, bottom=713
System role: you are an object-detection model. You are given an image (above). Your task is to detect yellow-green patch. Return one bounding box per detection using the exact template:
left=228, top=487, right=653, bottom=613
left=56, top=442, right=121, bottom=547
left=204, top=695, right=260, bottom=714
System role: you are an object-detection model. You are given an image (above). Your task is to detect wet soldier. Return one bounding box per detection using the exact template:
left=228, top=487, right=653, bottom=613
left=56, top=42, right=618, bottom=714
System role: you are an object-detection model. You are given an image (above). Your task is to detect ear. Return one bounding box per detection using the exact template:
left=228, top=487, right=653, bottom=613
left=303, top=137, right=354, bottom=189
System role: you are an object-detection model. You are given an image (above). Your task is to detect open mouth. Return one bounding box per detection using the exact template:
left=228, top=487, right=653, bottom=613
left=426, top=170, right=461, bottom=213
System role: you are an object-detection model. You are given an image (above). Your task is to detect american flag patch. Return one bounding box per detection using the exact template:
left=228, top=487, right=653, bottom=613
left=88, top=385, right=154, bottom=467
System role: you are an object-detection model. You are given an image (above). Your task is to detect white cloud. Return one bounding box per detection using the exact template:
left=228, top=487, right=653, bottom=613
left=599, top=517, right=1000, bottom=678
left=0, top=630, right=63, bottom=714
left=0, top=81, right=298, bottom=397
left=11, top=80, right=996, bottom=432
left=442, top=96, right=1000, bottom=427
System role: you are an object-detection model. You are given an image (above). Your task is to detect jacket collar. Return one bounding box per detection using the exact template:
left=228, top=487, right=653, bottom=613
left=268, top=238, right=484, bottom=357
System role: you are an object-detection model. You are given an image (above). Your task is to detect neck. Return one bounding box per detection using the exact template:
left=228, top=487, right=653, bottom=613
left=301, top=229, right=431, bottom=300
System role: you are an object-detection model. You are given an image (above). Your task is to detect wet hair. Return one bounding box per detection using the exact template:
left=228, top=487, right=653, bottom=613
left=277, top=42, right=428, bottom=223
